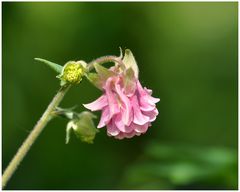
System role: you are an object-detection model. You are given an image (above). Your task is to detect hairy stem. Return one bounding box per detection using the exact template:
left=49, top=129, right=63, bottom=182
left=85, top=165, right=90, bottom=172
left=2, top=54, right=123, bottom=188
left=87, top=55, right=124, bottom=71
left=2, top=85, right=71, bottom=189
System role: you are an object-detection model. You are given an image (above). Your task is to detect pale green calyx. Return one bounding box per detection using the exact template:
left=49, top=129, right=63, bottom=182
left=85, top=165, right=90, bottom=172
left=58, top=61, right=87, bottom=86
left=66, top=111, right=99, bottom=144
left=85, top=63, right=115, bottom=90
left=122, top=49, right=139, bottom=78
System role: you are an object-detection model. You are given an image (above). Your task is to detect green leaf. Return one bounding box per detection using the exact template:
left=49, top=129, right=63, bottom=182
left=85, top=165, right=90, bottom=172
left=35, top=58, right=63, bottom=73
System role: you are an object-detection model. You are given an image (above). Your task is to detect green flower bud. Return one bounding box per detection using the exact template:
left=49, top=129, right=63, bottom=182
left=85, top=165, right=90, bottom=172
left=58, top=61, right=87, bottom=86
left=66, top=111, right=99, bottom=144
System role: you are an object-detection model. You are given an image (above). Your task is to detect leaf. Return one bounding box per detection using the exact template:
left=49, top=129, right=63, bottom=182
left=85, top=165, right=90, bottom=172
left=35, top=58, right=63, bottom=74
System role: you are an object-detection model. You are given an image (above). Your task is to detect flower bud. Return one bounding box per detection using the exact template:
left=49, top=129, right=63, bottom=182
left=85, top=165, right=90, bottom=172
left=58, top=61, right=87, bottom=86
left=66, top=111, right=99, bottom=144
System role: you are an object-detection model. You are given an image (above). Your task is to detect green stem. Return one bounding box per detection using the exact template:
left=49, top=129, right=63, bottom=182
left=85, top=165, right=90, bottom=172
left=2, top=85, right=71, bottom=189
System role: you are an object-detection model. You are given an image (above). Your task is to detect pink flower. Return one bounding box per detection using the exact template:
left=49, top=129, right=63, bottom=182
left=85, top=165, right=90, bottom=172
left=84, top=49, right=160, bottom=139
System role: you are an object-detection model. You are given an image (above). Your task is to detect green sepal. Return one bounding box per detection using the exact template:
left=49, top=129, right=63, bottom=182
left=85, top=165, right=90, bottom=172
left=123, top=67, right=136, bottom=95
left=85, top=72, right=102, bottom=89
left=122, top=49, right=139, bottom=78
left=59, top=79, right=68, bottom=87
left=54, top=106, right=78, bottom=119
left=35, top=58, right=63, bottom=74
left=85, top=63, right=115, bottom=89
left=93, top=63, right=115, bottom=78
left=66, top=122, right=74, bottom=144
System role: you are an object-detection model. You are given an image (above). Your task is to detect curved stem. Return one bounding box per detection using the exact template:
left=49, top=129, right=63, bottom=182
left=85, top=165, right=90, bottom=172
left=2, top=85, right=71, bottom=189
left=3, top=54, right=124, bottom=188
left=87, top=55, right=124, bottom=71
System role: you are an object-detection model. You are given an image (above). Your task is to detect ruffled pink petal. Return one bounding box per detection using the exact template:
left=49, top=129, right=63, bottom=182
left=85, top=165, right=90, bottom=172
left=105, top=77, right=120, bottom=118
left=136, top=81, right=159, bottom=106
left=97, top=107, right=110, bottom=128
left=83, top=95, right=108, bottom=111
left=146, top=95, right=160, bottom=104
left=107, top=121, right=120, bottom=136
left=132, top=123, right=149, bottom=133
left=123, top=77, right=137, bottom=97
left=135, top=132, right=141, bottom=136
left=131, top=95, right=150, bottom=125
left=136, top=80, right=145, bottom=93
left=115, top=84, right=133, bottom=126
left=123, top=131, right=136, bottom=139
left=114, top=132, right=125, bottom=140
left=143, top=108, right=159, bottom=122
left=140, top=101, right=156, bottom=112
left=114, top=113, right=133, bottom=133
left=84, top=70, right=159, bottom=140
left=144, top=87, right=152, bottom=95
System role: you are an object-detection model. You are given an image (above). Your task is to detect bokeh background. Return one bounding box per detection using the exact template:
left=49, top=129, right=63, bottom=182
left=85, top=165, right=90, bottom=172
left=2, top=2, right=238, bottom=190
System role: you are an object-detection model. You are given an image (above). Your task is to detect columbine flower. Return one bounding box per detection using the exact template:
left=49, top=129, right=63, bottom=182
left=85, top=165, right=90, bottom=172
left=84, top=49, right=160, bottom=139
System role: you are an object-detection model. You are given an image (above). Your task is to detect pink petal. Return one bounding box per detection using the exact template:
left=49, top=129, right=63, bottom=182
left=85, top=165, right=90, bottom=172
left=140, top=101, right=156, bottom=112
left=139, top=92, right=159, bottom=105
left=135, top=132, right=141, bottom=136
left=146, top=95, right=160, bottom=104
left=123, top=131, right=136, bottom=139
left=136, top=80, right=145, bottom=93
left=132, top=123, right=149, bottom=133
left=144, top=87, right=152, bottom=95
left=83, top=95, right=107, bottom=111
left=97, top=107, right=110, bottom=128
left=143, top=108, right=159, bottom=122
left=131, top=95, right=150, bottom=125
left=105, top=77, right=120, bottom=118
left=137, top=80, right=160, bottom=105
left=114, top=132, right=125, bottom=140
left=114, top=113, right=133, bottom=133
left=107, top=122, right=120, bottom=136
left=115, top=84, right=133, bottom=126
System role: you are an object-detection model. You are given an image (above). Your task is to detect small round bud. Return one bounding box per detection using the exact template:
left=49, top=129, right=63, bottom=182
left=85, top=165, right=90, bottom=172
left=58, top=61, right=87, bottom=86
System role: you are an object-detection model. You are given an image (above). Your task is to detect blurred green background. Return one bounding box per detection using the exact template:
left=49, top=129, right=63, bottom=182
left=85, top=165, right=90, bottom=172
left=2, top=2, right=238, bottom=190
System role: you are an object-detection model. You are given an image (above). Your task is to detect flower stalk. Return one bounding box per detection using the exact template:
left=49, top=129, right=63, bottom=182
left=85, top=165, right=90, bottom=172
left=2, top=85, right=71, bottom=188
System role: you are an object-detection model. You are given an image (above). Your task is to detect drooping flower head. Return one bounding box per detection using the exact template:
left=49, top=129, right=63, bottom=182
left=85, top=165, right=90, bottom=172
left=84, top=49, right=160, bottom=139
